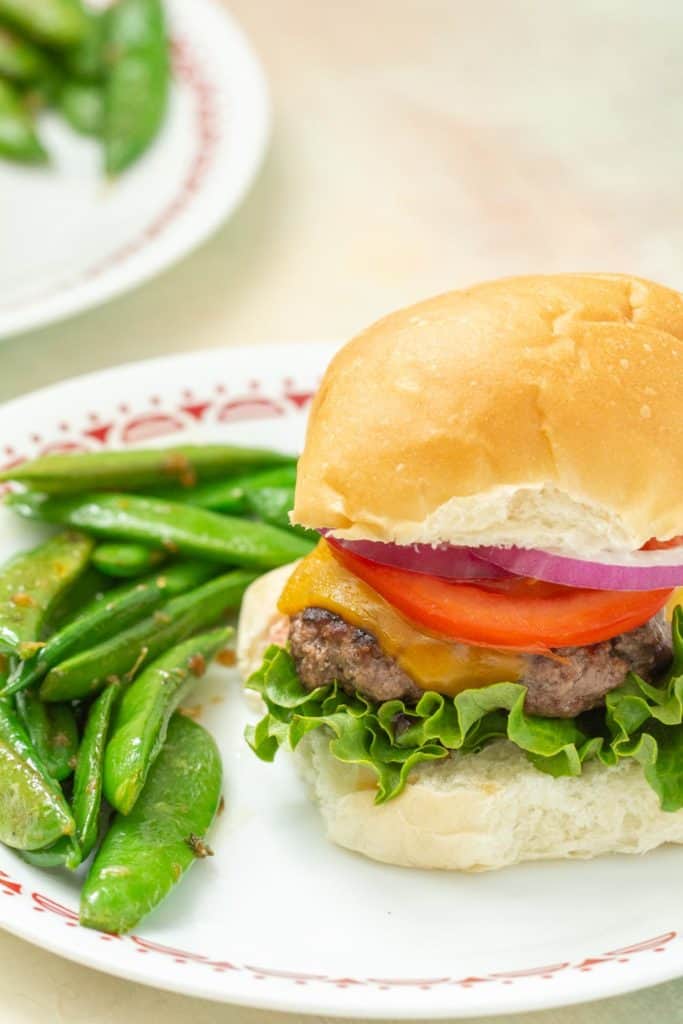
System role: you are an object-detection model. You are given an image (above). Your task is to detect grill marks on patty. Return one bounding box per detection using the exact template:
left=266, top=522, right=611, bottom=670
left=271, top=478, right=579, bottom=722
left=288, top=607, right=673, bottom=718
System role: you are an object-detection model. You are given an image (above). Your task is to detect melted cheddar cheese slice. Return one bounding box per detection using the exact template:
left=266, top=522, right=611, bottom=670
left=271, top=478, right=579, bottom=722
left=278, top=540, right=523, bottom=695
left=666, top=589, right=683, bottom=621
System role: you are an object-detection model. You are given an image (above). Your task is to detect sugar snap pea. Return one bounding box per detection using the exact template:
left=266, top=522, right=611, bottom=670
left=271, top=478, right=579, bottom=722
left=7, top=560, right=216, bottom=696
left=8, top=492, right=314, bottom=569
left=81, top=713, right=221, bottom=933
left=15, top=691, right=78, bottom=781
left=103, top=0, right=169, bottom=175
left=166, top=466, right=312, bottom=539
left=243, top=480, right=313, bottom=539
left=105, top=627, right=231, bottom=815
left=21, top=834, right=81, bottom=869
left=0, top=0, right=88, bottom=48
left=40, top=570, right=256, bottom=702
left=42, top=566, right=108, bottom=636
left=0, top=77, right=47, bottom=163
left=62, top=8, right=106, bottom=80
left=148, top=464, right=299, bottom=514
left=93, top=541, right=165, bottom=578
left=0, top=445, right=294, bottom=493
left=59, top=79, right=104, bottom=136
left=0, top=531, right=94, bottom=660
left=73, top=684, right=117, bottom=859
left=0, top=699, right=76, bottom=850
left=21, top=64, right=64, bottom=115
left=0, top=26, right=52, bottom=82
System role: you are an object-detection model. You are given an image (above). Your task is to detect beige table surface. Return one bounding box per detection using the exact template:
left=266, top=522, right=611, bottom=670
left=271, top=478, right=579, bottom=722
left=2, top=1, right=683, bottom=1021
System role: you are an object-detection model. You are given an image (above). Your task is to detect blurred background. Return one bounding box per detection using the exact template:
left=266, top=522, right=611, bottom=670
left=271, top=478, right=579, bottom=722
left=1, top=0, right=681, bottom=401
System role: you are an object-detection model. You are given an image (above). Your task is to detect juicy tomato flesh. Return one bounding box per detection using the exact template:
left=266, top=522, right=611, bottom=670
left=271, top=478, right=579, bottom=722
left=329, top=542, right=673, bottom=653
left=643, top=535, right=683, bottom=551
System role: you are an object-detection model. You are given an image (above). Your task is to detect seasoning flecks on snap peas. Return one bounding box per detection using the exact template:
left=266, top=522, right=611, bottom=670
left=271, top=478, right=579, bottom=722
left=105, top=626, right=232, bottom=815
left=0, top=531, right=94, bottom=660
left=0, top=444, right=295, bottom=493
left=6, top=560, right=217, bottom=697
left=0, top=699, right=76, bottom=851
left=0, top=438, right=305, bottom=928
left=15, top=691, right=79, bottom=782
left=40, top=570, right=253, bottom=702
left=7, top=492, right=314, bottom=569
left=81, top=714, right=222, bottom=934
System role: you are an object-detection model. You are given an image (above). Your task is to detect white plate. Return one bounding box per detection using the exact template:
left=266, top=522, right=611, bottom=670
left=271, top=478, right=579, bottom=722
left=0, top=0, right=270, bottom=341
left=0, top=345, right=682, bottom=1019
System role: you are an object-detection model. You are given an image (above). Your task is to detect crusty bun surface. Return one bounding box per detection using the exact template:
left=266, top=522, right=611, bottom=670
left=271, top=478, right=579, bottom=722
left=293, top=273, right=683, bottom=555
left=237, top=569, right=683, bottom=872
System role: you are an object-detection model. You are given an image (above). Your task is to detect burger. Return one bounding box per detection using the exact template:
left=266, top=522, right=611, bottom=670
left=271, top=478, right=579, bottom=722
left=237, top=272, right=683, bottom=871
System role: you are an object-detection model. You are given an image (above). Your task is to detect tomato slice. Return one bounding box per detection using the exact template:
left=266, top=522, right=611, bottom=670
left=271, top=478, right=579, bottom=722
left=329, top=543, right=672, bottom=652
left=643, top=535, right=683, bottom=551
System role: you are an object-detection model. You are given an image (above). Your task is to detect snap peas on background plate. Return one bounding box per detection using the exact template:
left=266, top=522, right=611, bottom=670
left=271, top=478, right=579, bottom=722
left=0, top=0, right=87, bottom=49
left=104, top=0, right=169, bottom=175
left=62, top=7, right=106, bottom=81
left=0, top=76, right=47, bottom=162
left=0, top=0, right=172, bottom=173
left=0, top=25, right=52, bottom=82
left=59, top=78, right=104, bottom=136
left=0, top=441, right=304, bottom=931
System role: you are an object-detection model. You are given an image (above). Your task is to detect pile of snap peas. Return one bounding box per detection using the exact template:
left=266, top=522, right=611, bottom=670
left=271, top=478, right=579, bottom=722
left=0, top=0, right=170, bottom=175
left=0, top=443, right=311, bottom=933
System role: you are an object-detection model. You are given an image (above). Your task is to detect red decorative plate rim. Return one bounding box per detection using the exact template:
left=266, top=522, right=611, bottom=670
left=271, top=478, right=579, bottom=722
left=0, top=868, right=674, bottom=994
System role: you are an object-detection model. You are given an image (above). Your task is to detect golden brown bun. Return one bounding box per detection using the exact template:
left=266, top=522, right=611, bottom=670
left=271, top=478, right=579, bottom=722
left=237, top=570, right=683, bottom=871
left=293, top=274, right=683, bottom=555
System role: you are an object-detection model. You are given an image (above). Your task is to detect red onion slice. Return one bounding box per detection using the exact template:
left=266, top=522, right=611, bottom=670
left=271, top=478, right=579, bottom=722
left=322, top=535, right=513, bottom=580
left=322, top=532, right=683, bottom=591
left=479, top=546, right=683, bottom=591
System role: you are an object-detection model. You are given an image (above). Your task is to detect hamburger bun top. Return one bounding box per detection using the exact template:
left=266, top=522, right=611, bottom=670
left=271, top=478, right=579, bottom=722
left=292, top=273, right=683, bottom=556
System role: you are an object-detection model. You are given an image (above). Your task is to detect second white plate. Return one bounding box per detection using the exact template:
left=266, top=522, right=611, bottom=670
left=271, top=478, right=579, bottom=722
left=0, top=0, right=270, bottom=340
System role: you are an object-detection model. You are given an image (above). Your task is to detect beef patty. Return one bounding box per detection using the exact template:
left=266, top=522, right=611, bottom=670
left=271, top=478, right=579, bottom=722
left=288, top=607, right=673, bottom=718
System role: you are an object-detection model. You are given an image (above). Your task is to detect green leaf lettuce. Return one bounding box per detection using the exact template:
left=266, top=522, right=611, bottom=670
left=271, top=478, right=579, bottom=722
left=246, top=607, right=683, bottom=809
